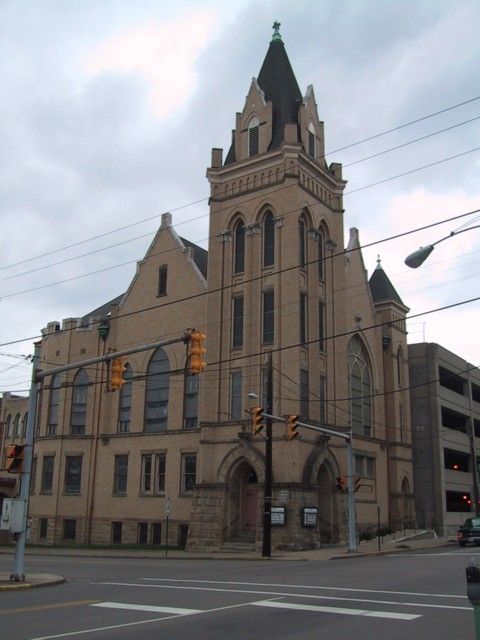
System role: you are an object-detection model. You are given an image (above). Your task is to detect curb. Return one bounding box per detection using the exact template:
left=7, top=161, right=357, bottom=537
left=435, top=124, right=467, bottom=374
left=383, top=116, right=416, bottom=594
left=0, top=576, right=65, bottom=591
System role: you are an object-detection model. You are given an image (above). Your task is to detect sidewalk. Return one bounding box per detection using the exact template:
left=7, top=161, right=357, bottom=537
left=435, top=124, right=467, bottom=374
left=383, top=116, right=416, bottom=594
left=0, top=534, right=456, bottom=591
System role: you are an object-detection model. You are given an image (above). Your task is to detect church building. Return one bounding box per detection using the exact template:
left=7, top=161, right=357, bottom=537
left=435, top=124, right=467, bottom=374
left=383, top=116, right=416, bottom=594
left=10, top=25, right=414, bottom=550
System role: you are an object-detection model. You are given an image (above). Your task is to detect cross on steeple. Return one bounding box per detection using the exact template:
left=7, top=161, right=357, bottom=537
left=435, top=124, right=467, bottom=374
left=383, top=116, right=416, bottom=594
left=271, top=20, right=282, bottom=42
left=376, top=254, right=382, bottom=268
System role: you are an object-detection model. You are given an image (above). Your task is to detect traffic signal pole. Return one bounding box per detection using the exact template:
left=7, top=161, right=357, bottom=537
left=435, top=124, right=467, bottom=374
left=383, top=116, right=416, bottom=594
left=261, top=411, right=358, bottom=553
left=9, top=332, right=193, bottom=582
left=262, top=352, right=273, bottom=558
left=11, top=342, right=40, bottom=581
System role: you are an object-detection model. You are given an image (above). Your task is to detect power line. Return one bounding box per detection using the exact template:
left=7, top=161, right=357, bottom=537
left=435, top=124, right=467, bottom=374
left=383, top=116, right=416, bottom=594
left=2, top=95, right=478, bottom=275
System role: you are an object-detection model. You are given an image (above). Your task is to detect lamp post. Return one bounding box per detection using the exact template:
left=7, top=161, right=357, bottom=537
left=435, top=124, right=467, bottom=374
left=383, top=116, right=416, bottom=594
left=405, top=223, right=480, bottom=514
left=404, top=224, right=480, bottom=268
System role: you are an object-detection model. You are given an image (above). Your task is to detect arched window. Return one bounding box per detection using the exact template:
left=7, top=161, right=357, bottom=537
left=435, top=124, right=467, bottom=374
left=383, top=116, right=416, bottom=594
left=70, top=369, right=89, bottom=435
left=348, top=335, right=372, bottom=437
left=5, top=414, right=12, bottom=438
left=47, top=373, right=61, bottom=436
left=263, top=210, right=275, bottom=267
left=317, top=228, right=324, bottom=279
left=13, top=413, right=20, bottom=438
left=233, top=219, right=245, bottom=274
left=22, top=413, right=28, bottom=438
left=298, top=214, right=307, bottom=268
left=118, top=363, right=133, bottom=433
left=144, top=347, right=170, bottom=432
left=248, top=116, right=259, bottom=157
left=308, top=122, right=316, bottom=158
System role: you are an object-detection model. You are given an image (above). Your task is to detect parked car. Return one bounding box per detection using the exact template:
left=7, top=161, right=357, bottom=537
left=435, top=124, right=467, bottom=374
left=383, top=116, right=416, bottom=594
left=457, top=517, right=480, bottom=546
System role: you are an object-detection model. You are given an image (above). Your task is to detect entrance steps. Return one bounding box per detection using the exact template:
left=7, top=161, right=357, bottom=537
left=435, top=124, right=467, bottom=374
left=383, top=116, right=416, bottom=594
left=220, top=538, right=256, bottom=553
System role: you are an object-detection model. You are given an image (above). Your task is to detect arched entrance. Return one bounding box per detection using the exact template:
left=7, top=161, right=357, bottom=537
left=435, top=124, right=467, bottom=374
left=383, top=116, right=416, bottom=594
left=225, top=460, right=258, bottom=541
left=317, top=463, right=338, bottom=543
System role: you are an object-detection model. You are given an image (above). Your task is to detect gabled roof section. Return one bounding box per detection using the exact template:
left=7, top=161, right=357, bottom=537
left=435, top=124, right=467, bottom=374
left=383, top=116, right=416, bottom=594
left=180, top=237, right=208, bottom=279
left=369, top=261, right=405, bottom=307
left=257, top=37, right=302, bottom=150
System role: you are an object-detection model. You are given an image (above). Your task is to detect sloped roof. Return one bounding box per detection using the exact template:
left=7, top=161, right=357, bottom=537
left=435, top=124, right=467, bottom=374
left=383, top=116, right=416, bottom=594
left=81, top=293, right=124, bottom=326
left=224, top=34, right=302, bottom=165
left=180, top=237, right=208, bottom=279
left=257, top=38, right=302, bottom=150
left=369, top=264, right=405, bottom=307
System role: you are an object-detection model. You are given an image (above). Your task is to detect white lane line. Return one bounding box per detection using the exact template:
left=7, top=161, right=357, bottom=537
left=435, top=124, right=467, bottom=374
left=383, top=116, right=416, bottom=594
left=142, top=577, right=467, bottom=600
left=91, top=601, right=202, bottom=615
left=29, top=599, right=260, bottom=640
left=251, top=599, right=420, bottom=621
left=97, top=581, right=471, bottom=611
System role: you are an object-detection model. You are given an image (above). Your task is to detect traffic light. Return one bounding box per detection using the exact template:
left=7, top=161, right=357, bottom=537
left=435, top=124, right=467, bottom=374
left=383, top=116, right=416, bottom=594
left=188, top=330, right=206, bottom=374
left=4, top=444, right=24, bottom=473
left=251, top=406, right=264, bottom=435
left=336, top=476, right=347, bottom=491
left=111, top=357, right=126, bottom=390
left=285, top=414, right=299, bottom=441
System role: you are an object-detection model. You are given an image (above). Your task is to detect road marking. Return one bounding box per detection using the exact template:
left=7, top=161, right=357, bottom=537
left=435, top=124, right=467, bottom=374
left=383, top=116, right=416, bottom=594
left=1, top=600, right=98, bottom=615
left=29, top=599, right=265, bottom=639
left=91, top=601, right=202, bottom=615
left=251, top=599, right=421, bottom=620
left=97, top=581, right=471, bottom=611
left=142, top=577, right=467, bottom=599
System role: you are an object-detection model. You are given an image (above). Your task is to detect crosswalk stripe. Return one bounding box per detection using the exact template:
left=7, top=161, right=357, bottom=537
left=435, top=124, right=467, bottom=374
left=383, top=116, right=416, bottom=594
left=91, top=602, right=202, bottom=615
left=251, top=600, right=421, bottom=620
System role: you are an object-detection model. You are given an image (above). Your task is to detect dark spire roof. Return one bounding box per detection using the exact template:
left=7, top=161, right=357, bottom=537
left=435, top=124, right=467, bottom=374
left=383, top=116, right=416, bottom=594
left=256, top=37, right=302, bottom=150
left=224, top=29, right=302, bottom=165
left=369, top=262, right=405, bottom=307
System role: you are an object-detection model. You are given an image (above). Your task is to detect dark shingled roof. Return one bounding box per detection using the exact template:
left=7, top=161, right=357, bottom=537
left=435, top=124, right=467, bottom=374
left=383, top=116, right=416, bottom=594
left=369, top=265, right=405, bottom=307
left=257, top=38, right=302, bottom=150
left=224, top=37, right=302, bottom=165
left=180, top=237, right=208, bottom=280
left=81, top=293, right=124, bottom=326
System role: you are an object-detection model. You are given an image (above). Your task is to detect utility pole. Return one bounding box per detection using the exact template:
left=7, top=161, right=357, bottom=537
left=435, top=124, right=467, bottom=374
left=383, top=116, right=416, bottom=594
left=262, top=352, right=273, bottom=558
left=11, top=342, right=40, bottom=582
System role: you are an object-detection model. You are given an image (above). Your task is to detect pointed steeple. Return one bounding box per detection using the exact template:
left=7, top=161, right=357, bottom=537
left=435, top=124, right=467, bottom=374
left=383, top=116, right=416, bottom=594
left=369, top=260, right=406, bottom=307
left=256, top=22, right=302, bottom=150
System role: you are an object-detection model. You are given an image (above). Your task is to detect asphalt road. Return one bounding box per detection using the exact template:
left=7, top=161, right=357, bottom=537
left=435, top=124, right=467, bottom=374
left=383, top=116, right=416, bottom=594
left=0, top=547, right=477, bottom=640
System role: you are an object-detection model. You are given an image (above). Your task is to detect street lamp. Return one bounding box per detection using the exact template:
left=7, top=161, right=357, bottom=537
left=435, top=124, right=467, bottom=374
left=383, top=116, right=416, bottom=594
left=405, top=225, right=480, bottom=268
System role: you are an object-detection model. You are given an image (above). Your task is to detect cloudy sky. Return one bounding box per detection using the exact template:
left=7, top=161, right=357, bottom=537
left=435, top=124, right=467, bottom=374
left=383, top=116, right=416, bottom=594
left=1, top=0, right=479, bottom=395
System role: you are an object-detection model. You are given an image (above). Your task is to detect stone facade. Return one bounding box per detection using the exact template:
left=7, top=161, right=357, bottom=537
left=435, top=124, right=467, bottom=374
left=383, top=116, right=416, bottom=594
left=1, top=29, right=414, bottom=551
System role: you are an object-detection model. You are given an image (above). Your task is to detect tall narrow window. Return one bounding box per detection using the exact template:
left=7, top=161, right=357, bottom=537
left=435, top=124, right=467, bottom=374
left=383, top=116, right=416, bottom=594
left=111, top=522, right=122, bottom=544
left=70, top=369, right=89, bottom=435
left=300, top=292, right=307, bottom=345
left=184, top=374, right=199, bottom=429
left=308, top=123, right=316, bottom=158
left=5, top=414, right=12, bottom=438
left=262, top=290, right=274, bottom=343
left=158, top=265, right=168, bottom=296
left=397, top=346, right=404, bottom=388
left=319, top=375, right=326, bottom=425
left=348, top=335, right=373, bottom=437
left=317, top=230, right=324, bottom=279
left=299, top=216, right=307, bottom=268
left=41, top=456, right=54, bottom=492
left=47, top=373, right=61, bottom=436
left=63, top=519, right=76, bottom=541
left=263, top=211, right=275, bottom=267
left=300, top=369, right=309, bottom=420
left=318, top=302, right=325, bottom=352
left=64, top=455, right=82, bottom=494
left=234, top=220, right=245, bottom=274
left=144, top=347, right=169, bottom=432
left=113, top=455, right=128, bottom=494
left=248, top=117, right=259, bottom=157
left=230, top=370, right=243, bottom=420
left=118, top=364, right=132, bottom=433
left=30, top=456, right=37, bottom=495
left=232, top=295, right=244, bottom=348
left=13, top=414, right=20, bottom=438
left=181, top=454, right=197, bottom=493
left=22, top=413, right=28, bottom=438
